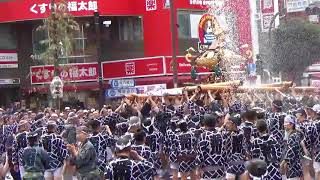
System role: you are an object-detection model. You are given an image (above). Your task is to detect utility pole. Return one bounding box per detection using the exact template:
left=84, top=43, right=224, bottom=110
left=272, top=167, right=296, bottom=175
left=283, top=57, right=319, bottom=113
left=50, top=0, right=60, bottom=110
left=94, top=12, right=105, bottom=108
left=50, top=0, right=59, bottom=76
left=169, top=0, right=178, bottom=88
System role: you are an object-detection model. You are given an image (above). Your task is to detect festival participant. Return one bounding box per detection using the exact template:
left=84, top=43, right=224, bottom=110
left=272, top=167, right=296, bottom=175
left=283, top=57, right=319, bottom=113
left=295, top=108, right=314, bottom=179
left=164, top=116, right=180, bottom=180
left=61, top=113, right=78, bottom=145
left=12, top=120, right=30, bottom=178
left=240, top=110, right=258, bottom=159
left=41, top=121, right=68, bottom=180
left=132, top=129, right=153, bottom=162
left=87, top=119, right=114, bottom=177
left=266, top=100, right=286, bottom=144
left=21, top=131, right=50, bottom=180
left=312, top=104, right=320, bottom=179
left=281, top=115, right=303, bottom=180
left=67, top=126, right=101, bottom=180
left=251, top=120, right=282, bottom=179
left=224, top=114, right=246, bottom=180
left=305, top=103, right=319, bottom=121
left=141, top=117, right=163, bottom=179
left=105, top=135, right=156, bottom=180
left=49, top=113, right=64, bottom=135
left=197, top=114, right=230, bottom=180
left=175, top=120, right=197, bottom=180
left=246, top=159, right=268, bottom=180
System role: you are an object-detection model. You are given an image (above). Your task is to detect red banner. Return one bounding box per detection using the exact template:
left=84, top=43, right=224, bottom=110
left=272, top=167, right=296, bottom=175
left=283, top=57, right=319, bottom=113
left=102, top=57, right=165, bottom=79
left=30, top=63, right=98, bottom=84
left=0, top=0, right=98, bottom=23
left=164, top=56, right=209, bottom=75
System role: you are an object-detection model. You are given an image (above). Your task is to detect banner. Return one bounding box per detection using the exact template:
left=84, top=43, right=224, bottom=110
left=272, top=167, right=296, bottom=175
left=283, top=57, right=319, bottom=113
left=164, top=56, right=209, bottom=75
left=260, top=0, right=275, bottom=32
left=0, top=51, right=18, bottom=68
left=102, top=57, right=165, bottom=80
left=30, top=63, right=99, bottom=84
left=287, top=0, right=309, bottom=13
left=136, top=84, right=167, bottom=94
left=105, top=88, right=138, bottom=98
left=0, top=0, right=98, bottom=23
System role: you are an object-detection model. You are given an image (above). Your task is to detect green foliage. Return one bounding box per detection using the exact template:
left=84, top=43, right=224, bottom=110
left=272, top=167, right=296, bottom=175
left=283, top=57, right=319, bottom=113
left=270, top=18, right=320, bottom=82
left=36, top=0, right=79, bottom=65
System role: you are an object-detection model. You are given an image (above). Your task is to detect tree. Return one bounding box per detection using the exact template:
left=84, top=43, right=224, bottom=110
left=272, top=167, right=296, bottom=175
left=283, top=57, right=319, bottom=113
left=269, top=18, right=320, bottom=83
left=36, top=0, right=79, bottom=75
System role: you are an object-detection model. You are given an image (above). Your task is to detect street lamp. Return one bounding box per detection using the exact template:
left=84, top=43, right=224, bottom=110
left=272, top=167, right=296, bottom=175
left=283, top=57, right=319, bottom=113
left=50, top=76, right=63, bottom=109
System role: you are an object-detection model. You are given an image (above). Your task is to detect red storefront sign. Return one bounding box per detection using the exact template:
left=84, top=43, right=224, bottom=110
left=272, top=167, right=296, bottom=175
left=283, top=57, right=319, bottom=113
left=102, top=57, right=165, bottom=79
left=164, top=56, right=209, bottom=75
left=30, top=63, right=98, bottom=84
left=0, top=0, right=98, bottom=23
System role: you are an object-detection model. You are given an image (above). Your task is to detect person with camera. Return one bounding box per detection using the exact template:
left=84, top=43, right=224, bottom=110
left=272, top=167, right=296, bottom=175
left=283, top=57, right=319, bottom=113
left=67, top=126, right=100, bottom=180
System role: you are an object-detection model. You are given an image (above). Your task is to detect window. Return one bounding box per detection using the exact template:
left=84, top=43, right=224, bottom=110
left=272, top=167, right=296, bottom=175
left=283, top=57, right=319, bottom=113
left=177, top=10, right=203, bottom=39
left=118, top=17, right=143, bottom=41
left=0, top=24, right=16, bottom=50
left=32, top=22, right=91, bottom=64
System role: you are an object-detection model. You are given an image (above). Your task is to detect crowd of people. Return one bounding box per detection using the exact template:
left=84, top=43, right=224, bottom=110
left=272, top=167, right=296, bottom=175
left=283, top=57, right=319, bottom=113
left=0, top=86, right=320, bottom=180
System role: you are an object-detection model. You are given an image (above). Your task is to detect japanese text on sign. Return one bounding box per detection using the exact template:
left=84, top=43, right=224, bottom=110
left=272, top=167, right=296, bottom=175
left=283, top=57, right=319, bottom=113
left=30, top=63, right=98, bottom=84
left=30, top=0, right=98, bottom=14
left=190, top=0, right=223, bottom=6
left=110, top=79, right=135, bottom=88
left=146, top=0, right=157, bottom=11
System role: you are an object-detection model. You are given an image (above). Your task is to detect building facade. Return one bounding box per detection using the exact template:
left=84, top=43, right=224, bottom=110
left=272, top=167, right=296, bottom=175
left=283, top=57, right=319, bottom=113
left=0, top=0, right=253, bottom=108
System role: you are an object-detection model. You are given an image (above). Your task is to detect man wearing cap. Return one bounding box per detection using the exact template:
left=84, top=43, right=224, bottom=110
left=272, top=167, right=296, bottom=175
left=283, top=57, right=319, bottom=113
left=197, top=114, right=230, bottom=180
left=105, top=135, right=156, bottom=180
left=251, top=120, right=281, bottom=179
left=41, top=121, right=68, bottom=180
left=281, top=115, right=303, bottom=180
left=87, top=119, right=115, bottom=177
left=305, top=103, right=319, bottom=121
left=12, top=120, right=30, bottom=178
left=67, top=126, right=100, bottom=180
left=223, top=114, right=246, bottom=180
left=21, top=131, right=50, bottom=180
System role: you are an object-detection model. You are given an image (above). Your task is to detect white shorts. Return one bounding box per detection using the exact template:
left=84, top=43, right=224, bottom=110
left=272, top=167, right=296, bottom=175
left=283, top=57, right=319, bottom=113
left=19, top=166, right=25, bottom=178
left=201, top=178, right=224, bottom=180
left=44, top=167, right=63, bottom=177
left=314, top=162, right=320, bottom=173
left=170, top=163, right=179, bottom=170
left=226, top=172, right=236, bottom=179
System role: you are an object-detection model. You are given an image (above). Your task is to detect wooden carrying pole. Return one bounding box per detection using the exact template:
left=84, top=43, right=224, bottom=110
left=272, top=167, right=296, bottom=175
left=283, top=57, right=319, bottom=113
left=125, top=82, right=320, bottom=99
